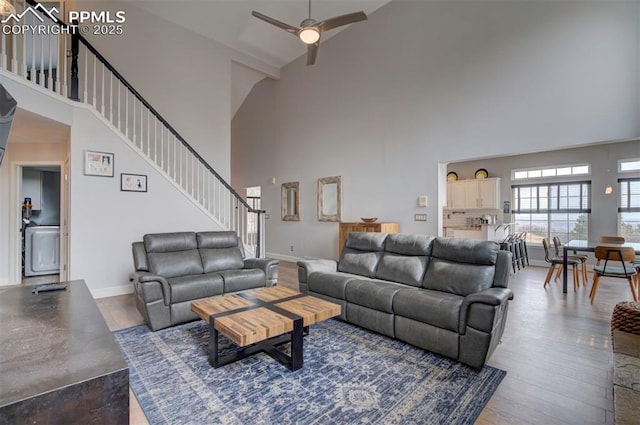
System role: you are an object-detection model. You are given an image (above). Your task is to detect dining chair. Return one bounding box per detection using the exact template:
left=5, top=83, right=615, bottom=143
left=542, top=238, right=580, bottom=291
left=595, top=235, right=626, bottom=267
left=590, top=246, right=638, bottom=304
left=598, top=236, right=626, bottom=243
left=553, top=236, right=588, bottom=287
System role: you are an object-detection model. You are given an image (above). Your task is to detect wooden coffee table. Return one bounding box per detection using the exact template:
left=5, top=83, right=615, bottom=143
left=191, top=286, right=341, bottom=371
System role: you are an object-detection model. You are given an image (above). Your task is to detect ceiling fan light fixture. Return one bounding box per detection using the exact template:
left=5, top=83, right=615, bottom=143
left=299, top=27, right=320, bottom=44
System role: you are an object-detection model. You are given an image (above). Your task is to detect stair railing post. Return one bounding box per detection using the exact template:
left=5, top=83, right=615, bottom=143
left=69, top=20, right=79, bottom=101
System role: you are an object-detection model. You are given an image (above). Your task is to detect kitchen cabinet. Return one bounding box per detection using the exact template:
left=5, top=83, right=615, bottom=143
left=338, top=222, right=399, bottom=257
left=447, top=178, right=501, bottom=209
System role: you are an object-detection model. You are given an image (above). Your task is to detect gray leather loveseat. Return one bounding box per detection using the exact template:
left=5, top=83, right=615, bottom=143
left=130, top=231, right=278, bottom=331
left=297, top=233, right=513, bottom=368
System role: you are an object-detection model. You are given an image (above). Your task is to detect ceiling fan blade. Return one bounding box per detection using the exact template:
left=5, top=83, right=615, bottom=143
left=318, top=11, right=367, bottom=32
left=306, top=43, right=319, bottom=66
left=252, top=11, right=300, bottom=35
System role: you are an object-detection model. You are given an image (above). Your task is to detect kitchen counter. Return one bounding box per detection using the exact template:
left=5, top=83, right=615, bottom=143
left=449, top=223, right=514, bottom=241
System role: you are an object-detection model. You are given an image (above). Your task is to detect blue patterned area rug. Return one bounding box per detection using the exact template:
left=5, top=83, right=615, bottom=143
left=114, top=319, right=505, bottom=425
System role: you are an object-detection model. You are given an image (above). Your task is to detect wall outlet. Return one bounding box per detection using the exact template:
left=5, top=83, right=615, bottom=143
left=290, top=245, right=294, bottom=252
left=414, top=214, right=427, bottom=221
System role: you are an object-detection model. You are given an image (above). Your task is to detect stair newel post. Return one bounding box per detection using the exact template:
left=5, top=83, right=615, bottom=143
left=256, top=210, right=264, bottom=258
left=69, top=20, right=80, bottom=101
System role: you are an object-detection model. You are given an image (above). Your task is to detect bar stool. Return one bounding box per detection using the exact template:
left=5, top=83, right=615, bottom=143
left=500, top=234, right=519, bottom=273
left=519, top=232, right=530, bottom=267
left=553, top=236, right=588, bottom=287
left=542, top=238, right=580, bottom=291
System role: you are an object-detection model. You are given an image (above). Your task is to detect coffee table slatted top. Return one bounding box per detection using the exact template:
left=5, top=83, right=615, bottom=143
left=191, top=286, right=341, bottom=348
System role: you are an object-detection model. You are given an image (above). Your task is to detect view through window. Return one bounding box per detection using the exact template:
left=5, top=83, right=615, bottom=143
left=618, top=178, right=640, bottom=242
left=512, top=181, right=590, bottom=244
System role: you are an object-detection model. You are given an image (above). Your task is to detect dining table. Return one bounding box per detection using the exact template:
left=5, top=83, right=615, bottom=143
left=562, top=239, right=640, bottom=293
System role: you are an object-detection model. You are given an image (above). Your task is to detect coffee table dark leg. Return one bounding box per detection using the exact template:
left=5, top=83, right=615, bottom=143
left=290, top=317, right=303, bottom=370
left=207, top=316, right=305, bottom=371
left=208, top=318, right=219, bottom=368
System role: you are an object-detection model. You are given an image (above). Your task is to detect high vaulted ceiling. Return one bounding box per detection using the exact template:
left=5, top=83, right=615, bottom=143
left=129, top=0, right=392, bottom=70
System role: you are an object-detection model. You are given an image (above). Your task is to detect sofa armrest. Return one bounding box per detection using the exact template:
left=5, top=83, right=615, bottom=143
left=130, top=271, right=170, bottom=306
left=244, top=258, right=279, bottom=284
left=297, top=259, right=338, bottom=283
left=459, top=287, right=514, bottom=333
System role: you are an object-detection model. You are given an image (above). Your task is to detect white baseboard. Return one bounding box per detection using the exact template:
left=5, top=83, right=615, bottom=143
left=266, top=252, right=305, bottom=263
left=91, top=283, right=134, bottom=299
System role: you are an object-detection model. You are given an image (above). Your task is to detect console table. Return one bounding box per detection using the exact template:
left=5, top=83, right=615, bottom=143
left=338, top=222, right=399, bottom=256
left=0, top=280, right=129, bottom=424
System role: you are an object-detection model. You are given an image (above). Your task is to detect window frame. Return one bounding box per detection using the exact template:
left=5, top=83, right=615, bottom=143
left=511, top=180, right=591, bottom=244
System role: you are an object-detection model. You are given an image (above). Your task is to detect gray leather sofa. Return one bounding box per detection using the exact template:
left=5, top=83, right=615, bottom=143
left=130, top=231, right=278, bottom=331
left=297, top=233, right=513, bottom=368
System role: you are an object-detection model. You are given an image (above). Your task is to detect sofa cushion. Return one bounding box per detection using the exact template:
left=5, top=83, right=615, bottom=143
left=199, top=247, right=244, bottom=273
left=345, top=279, right=407, bottom=313
left=144, top=232, right=197, bottom=253
left=218, top=269, right=266, bottom=293
left=308, top=272, right=360, bottom=300
left=197, top=231, right=239, bottom=249
left=167, top=273, right=223, bottom=304
left=148, top=250, right=204, bottom=278
left=431, top=237, right=498, bottom=265
left=423, top=258, right=496, bottom=296
left=393, top=289, right=463, bottom=333
left=423, top=238, right=498, bottom=296
left=375, top=254, right=427, bottom=287
left=384, top=234, right=434, bottom=256
left=337, top=232, right=387, bottom=278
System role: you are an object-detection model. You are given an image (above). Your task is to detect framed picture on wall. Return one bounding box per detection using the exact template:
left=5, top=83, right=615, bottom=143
left=121, top=173, right=147, bottom=192
left=84, top=150, right=114, bottom=177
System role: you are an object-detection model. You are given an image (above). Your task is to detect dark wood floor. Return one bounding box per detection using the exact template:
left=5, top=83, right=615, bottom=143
left=97, top=261, right=631, bottom=425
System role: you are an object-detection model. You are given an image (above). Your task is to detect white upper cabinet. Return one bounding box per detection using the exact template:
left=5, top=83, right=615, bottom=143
left=447, top=178, right=501, bottom=209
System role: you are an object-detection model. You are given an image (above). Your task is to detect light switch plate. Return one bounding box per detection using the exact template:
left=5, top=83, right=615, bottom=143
left=418, top=196, right=428, bottom=207
left=414, top=214, right=427, bottom=221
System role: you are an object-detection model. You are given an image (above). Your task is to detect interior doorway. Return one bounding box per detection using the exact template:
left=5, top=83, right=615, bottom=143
left=10, top=161, right=68, bottom=286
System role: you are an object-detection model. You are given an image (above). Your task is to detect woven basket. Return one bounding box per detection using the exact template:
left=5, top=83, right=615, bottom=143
left=611, top=301, right=640, bottom=343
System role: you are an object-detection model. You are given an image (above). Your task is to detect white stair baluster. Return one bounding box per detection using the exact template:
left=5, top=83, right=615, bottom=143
left=100, top=63, right=105, bottom=113
left=39, top=33, right=44, bottom=86
left=63, top=35, right=68, bottom=97
left=92, top=55, right=96, bottom=107
left=10, top=17, right=17, bottom=73
left=47, top=32, right=52, bottom=90
left=109, top=73, right=113, bottom=123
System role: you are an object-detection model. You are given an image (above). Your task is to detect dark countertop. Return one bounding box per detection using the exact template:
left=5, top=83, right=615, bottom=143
left=0, top=280, right=128, bottom=408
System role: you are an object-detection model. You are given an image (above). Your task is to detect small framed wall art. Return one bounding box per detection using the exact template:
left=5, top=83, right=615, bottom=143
left=121, top=173, right=147, bottom=192
left=84, top=150, right=114, bottom=177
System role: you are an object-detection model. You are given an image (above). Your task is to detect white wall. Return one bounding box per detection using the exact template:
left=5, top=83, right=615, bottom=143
left=69, top=107, right=224, bottom=297
left=232, top=1, right=640, bottom=260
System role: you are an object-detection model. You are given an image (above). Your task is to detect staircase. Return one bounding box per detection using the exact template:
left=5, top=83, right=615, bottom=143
left=1, top=0, right=265, bottom=256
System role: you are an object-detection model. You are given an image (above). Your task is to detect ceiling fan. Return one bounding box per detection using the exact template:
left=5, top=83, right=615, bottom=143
left=252, top=0, right=367, bottom=66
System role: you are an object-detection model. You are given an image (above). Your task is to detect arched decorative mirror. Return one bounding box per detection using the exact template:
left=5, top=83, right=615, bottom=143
left=318, top=176, right=342, bottom=222
left=281, top=181, right=300, bottom=221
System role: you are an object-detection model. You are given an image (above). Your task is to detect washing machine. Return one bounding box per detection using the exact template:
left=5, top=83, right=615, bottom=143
left=24, top=226, right=60, bottom=277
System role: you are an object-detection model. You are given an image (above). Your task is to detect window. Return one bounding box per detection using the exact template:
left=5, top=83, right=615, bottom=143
left=512, top=181, right=590, bottom=244
left=619, top=159, right=640, bottom=173
left=618, top=178, right=640, bottom=242
left=512, top=164, right=590, bottom=180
